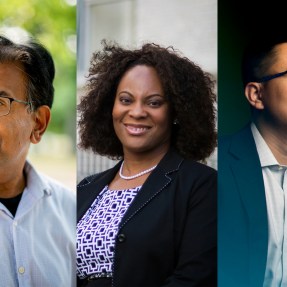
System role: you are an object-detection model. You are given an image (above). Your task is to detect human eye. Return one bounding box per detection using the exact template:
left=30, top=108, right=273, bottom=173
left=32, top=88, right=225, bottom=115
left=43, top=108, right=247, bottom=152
left=148, top=100, right=161, bottom=107
left=147, top=97, right=165, bottom=108
left=0, top=97, right=8, bottom=106
left=119, top=95, right=132, bottom=105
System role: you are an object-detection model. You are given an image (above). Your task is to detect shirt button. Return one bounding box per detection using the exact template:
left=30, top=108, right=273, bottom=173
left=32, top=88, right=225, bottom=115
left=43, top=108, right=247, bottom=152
left=18, top=266, right=25, bottom=274
left=13, top=221, right=17, bottom=227
left=117, top=233, right=126, bottom=243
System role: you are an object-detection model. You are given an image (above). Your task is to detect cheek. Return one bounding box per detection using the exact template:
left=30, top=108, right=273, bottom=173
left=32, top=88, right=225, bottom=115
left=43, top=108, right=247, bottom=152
left=0, top=109, right=35, bottom=153
left=112, top=103, right=121, bottom=122
left=154, top=108, right=171, bottom=131
left=0, top=122, right=28, bottom=154
left=161, top=106, right=171, bottom=124
left=266, top=89, right=287, bottom=113
left=112, top=105, right=123, bottom=137
left=13, top=117, right=34, bottom=145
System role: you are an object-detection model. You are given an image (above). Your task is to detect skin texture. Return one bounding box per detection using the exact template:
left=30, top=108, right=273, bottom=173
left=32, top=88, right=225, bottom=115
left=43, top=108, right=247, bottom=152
left=245, top=42, right=287, bottom=164
left=110, top=65, right=171, bottom=190
left=0, top=62, right=50, bottom=198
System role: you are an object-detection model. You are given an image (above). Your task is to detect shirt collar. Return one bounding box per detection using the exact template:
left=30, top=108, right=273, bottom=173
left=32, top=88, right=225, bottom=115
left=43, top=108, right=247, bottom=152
left=250, top=122, right=279, bottom=168
left=24, top=161, right=53, bottom=198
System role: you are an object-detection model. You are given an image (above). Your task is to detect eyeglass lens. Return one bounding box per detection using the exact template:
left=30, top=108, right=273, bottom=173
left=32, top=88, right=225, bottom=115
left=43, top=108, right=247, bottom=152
left=0, top=97, right=11, bottom=117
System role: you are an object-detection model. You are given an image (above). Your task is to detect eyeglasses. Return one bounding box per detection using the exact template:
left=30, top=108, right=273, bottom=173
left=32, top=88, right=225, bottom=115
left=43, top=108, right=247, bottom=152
left=257, top=70, right=287, bottom=83
left=0, top=96, right=31, bottom=117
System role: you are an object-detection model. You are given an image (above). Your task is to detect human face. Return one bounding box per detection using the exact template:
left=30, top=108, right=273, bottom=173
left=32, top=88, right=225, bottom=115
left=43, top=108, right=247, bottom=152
left=112, top=65, right=171, bottom=156
left=260, top=43, right=287, bottom=129
left=0, top=62, right=35, bottom=174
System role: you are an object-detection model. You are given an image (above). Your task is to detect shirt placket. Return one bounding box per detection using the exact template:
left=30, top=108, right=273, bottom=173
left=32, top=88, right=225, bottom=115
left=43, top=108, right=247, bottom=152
left=12, top=217, right=27, bottom=286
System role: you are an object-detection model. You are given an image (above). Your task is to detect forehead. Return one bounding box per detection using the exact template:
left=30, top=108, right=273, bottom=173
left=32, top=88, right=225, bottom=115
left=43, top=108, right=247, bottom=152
left=0, top=62, right=27, bottom=98
left=118, top=65, right=163, bottom=91
left=270, top=43, right=287, bottom=72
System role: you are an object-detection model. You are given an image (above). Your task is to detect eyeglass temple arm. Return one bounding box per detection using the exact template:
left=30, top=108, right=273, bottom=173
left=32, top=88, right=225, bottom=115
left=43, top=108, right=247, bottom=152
left=258, top=70, right=287, bottom=83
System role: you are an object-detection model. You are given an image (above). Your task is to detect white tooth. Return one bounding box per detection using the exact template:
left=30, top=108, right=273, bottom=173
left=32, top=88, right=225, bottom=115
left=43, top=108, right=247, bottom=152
left=128, top=126, right=147, bottom=132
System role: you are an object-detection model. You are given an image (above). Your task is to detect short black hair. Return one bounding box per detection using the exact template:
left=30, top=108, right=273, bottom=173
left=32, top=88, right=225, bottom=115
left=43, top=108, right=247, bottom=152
left=241, top=33, right=287, bottom=87
left=0, top=34, right=55, bottom=109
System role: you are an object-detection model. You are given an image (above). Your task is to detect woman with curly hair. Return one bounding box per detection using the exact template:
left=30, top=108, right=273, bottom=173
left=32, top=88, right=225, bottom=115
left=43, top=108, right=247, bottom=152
left=77, top=41, right=217, bottom=287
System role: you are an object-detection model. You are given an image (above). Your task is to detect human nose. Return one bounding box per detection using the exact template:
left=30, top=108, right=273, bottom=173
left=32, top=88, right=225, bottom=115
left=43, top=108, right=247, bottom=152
left=128, top=102, right=147, bottom=118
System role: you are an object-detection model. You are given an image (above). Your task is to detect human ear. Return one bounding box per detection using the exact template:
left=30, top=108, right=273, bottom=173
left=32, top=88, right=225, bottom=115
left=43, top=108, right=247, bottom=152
left=30, top=105, right=51, bottom=144
left=244, top=82, right=264, bottom=110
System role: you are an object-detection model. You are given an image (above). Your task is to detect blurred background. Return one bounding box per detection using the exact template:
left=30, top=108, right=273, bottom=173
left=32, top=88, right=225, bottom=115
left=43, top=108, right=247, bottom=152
left=218, top=0, right=286, bottom=136
left=77, top=0, right=217, bottom=182
left=218, top=0, right=252, bottom=136
left=0, top=0, right=77, bottom=191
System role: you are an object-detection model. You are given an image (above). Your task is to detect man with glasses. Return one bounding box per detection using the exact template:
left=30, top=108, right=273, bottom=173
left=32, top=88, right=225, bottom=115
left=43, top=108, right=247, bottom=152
left=219, top=35, right=287, bottom=286
left=0, top=35, right=75, bottom=286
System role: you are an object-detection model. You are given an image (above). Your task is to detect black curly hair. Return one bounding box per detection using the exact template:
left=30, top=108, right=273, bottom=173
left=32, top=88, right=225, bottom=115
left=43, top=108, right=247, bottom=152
left=78, top=40, right=217, bottom=161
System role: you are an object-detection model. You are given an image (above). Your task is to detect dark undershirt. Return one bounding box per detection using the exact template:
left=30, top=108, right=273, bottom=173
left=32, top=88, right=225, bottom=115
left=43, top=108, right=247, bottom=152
left=0, top=192, right=23, bottom=217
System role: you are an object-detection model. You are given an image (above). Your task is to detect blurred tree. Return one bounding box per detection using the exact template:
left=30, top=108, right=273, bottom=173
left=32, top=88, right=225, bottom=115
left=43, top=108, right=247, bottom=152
left=0, top=0, right=76, bottom=141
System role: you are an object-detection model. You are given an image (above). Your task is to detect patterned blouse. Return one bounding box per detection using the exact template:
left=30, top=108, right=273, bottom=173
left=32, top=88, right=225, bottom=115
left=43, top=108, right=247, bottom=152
left=77, top=185, right=141, bottom=279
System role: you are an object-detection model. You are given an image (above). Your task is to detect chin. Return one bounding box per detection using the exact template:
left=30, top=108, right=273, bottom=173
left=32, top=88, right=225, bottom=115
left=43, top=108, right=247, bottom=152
left=123, top=144, right=152, bottom=154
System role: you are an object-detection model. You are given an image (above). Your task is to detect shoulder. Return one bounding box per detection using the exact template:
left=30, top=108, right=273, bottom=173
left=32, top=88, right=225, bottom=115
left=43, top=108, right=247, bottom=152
left=173, top=159, right=217, bottom=208
left=27, top=171, right=77, bottom=224
left=40, top=173, right=76, bottom=204
left=219, top=124, right=252, bottom=145
left=161, top=148, right=216, bottom=176
left=77, top=168, right=114, bottom=188
left=77, top=161, right=122, bottom=190
left=25, top=162, right=75, bottom=227
left=161, top=149, right=216, bottom=183
left=180, top=158, right=217, bottom=179
left=220, top=124, right=258, bottom=161
left=25, top=161, right=75, bottom=203
left=168, top=158, right=217, bottom=198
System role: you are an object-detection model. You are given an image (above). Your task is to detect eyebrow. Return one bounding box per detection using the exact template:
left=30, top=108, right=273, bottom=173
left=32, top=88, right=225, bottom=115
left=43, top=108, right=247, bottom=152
left=117, top=91, right=165, bottom=98
left=0, top=91, right=9, bottom=97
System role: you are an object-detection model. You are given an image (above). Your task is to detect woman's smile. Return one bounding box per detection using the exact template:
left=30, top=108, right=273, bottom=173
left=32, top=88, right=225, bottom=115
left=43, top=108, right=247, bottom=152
left=124, top=123, right=151, bottom=136
left=112, top=65, right=171, bottom=154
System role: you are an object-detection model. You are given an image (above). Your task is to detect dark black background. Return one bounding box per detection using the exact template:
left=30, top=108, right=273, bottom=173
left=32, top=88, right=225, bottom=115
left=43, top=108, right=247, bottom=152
left=218, top=0, right=285, bottom=135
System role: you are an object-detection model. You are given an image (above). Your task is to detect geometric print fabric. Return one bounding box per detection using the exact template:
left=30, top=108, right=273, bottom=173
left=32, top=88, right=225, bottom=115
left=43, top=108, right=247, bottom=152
left=76, top=185, right=141, bottom=279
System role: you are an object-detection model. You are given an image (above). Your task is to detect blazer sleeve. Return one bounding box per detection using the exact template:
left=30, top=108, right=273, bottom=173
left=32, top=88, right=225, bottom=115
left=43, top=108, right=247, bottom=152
left=162, top=168, right=217, bottom=287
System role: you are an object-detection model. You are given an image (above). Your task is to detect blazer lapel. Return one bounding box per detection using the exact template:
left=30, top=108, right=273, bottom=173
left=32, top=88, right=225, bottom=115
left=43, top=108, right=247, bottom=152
left=77, top=150, right=184, bottom=229
left=77, top=162, right=121, bottom=222
left=229, top=125, right=268, bottom=285
left=119, top=149, right=183, bottom=230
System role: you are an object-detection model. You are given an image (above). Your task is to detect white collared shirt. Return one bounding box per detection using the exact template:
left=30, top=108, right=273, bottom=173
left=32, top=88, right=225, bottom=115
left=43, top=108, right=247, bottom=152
left=0, top=162, right=76, bottom=287
left=251, top=123, right=287, bottom=287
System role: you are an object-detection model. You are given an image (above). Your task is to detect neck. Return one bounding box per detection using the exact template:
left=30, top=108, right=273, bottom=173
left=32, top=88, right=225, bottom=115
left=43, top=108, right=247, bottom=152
left=122, top=145, right=169, bottom=174
left=0, top=166, right=26, bottom=199
left=254, top=119, right=287, bottom=165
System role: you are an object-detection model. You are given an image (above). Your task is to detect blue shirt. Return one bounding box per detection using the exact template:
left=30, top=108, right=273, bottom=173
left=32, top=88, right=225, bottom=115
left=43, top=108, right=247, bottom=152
left=0, top=162, right=76, bottom=287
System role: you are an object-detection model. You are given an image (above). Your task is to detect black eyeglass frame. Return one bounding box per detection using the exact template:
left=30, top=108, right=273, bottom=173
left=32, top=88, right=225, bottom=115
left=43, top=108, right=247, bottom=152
left=0, top=95, right=32, bottom=116
left=257, top=70, right=287, bottom=83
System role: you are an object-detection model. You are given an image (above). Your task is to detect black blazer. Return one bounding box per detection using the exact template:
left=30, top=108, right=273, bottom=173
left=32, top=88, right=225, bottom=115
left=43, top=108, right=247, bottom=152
left=218, top=124, right=268, bottom=287
left=77, top=149, right=217, bottom=287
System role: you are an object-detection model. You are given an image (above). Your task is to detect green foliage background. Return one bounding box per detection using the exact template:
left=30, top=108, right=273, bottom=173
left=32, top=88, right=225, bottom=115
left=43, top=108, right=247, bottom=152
left=0, top=0, right=76, bottom=140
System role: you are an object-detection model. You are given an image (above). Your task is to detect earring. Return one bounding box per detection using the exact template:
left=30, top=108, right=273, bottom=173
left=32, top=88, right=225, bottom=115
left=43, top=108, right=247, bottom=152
left=173, top=119, right=178, bottom=125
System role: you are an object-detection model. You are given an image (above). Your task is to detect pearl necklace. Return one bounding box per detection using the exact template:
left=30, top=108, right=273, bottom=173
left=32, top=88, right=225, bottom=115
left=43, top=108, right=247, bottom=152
left=119, top=161, right=157, bottom=180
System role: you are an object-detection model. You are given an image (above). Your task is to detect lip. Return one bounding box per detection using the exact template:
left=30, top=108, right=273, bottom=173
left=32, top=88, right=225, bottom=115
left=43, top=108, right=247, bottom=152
left=124, top=123, right=151, bottom=135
